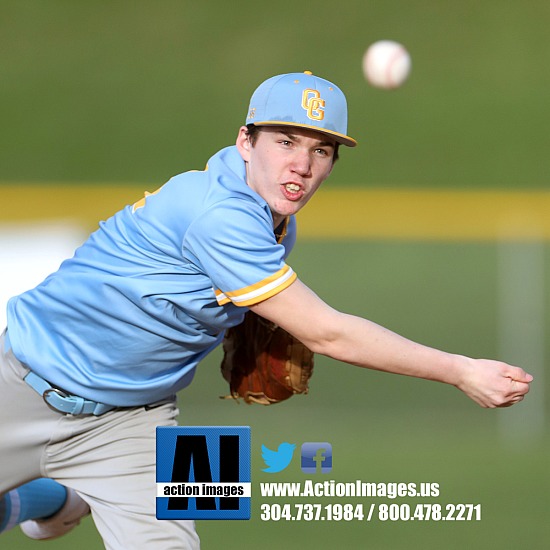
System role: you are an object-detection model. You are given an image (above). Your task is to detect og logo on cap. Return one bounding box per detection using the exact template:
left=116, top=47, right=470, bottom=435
left=246, top=71, right=357, bottom=147
left=301, top=88, right=325, bottom=121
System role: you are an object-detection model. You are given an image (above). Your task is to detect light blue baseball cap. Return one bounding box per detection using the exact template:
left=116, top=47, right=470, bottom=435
left=245, top=71, right=357, bottom=147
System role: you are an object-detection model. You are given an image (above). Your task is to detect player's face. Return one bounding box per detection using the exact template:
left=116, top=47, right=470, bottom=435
left=236, top=126, right=335, bottom=227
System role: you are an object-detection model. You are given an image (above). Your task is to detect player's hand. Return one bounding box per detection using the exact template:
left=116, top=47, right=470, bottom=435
left=455, top=357, right=533, bottom=408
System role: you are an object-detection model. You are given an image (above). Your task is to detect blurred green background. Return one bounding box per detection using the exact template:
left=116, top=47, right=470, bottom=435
left=2, top=0, right=550, bottom=188
left=2, top=1, right=549, bottom=549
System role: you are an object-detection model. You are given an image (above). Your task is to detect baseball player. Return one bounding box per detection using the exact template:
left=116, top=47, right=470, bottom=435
left=0, top=72, right=533, bottom=548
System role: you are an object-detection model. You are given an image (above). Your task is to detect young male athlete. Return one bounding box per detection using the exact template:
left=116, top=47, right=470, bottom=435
left=0, top=72, right=533, bottom=548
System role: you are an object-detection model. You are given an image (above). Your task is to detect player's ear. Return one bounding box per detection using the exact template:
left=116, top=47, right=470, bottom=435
left=235, top=126, right=252, bottom=162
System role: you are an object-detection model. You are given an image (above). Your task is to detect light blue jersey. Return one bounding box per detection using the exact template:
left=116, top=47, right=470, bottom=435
left=7, top=146, right=297, bottom=406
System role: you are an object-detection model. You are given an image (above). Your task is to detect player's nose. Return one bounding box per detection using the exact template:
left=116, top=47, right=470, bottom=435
left=289, top=149, right=312, bottom=177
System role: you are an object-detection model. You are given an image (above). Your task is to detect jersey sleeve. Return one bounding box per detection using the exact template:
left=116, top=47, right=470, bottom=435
left=184, top=199, right=297, bottom=307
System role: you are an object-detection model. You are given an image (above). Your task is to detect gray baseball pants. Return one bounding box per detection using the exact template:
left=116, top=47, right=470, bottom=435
left=0, top=330, right=200, bottom=549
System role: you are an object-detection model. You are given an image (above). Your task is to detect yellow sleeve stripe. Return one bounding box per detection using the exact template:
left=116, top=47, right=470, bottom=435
left=215, top=265, right=297, bottom=307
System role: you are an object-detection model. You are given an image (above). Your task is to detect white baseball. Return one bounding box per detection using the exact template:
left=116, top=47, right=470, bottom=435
left=362, top=40, right=411, bottom=89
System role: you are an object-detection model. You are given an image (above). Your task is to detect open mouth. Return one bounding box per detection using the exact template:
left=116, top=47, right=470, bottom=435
left=281, top=182, right=304, bottom=201
left=285, top=183, right=301, bottom=193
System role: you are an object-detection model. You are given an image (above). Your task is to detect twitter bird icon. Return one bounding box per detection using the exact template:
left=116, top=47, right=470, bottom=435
left=261, top=443, right=296, bottom=473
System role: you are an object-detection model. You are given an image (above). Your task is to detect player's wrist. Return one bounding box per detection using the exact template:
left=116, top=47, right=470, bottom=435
left=446, top=354, right=477, bottom=391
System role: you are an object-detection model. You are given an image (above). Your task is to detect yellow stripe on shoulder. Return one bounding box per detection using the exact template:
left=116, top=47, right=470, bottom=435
left=215, top=265, right=297, bottom=307
left=214, top=289, right=231, bottom=306
left=132, top=187, right=162, bottom=213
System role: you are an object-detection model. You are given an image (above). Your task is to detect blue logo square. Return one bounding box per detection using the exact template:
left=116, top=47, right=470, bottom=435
left=301, top=442, right=332, bottom=473
left=156, top=426, right=251, bottom=520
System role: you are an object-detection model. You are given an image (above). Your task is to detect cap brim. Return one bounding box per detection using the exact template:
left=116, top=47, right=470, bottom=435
left=252, top=120, right=357, bottom=148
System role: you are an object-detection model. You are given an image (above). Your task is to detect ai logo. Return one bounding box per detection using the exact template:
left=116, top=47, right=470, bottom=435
left=156, top=426, right=251, bottom=520
left=301, top=442, right=332, bottom=474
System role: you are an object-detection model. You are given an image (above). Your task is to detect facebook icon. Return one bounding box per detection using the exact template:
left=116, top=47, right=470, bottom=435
left=301, top=442, right=332, bottom=474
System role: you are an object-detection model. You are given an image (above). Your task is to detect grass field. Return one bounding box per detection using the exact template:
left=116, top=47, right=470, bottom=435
left=2, top=1, right=549, bottom=548
left=1, top=1, right=550, bottom=189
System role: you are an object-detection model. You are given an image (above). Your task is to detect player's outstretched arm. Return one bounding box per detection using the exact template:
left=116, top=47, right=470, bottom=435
left=250, top=278, right=533, bottom=408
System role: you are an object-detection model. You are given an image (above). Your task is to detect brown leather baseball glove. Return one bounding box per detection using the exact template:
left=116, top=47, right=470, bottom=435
left=220, top=311, right=314, bottom=405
